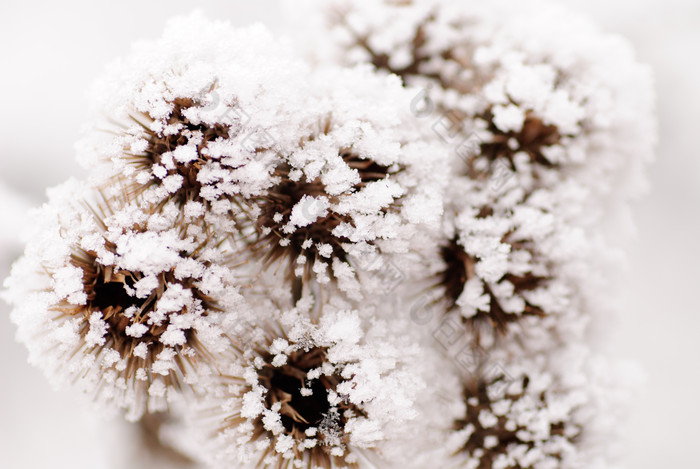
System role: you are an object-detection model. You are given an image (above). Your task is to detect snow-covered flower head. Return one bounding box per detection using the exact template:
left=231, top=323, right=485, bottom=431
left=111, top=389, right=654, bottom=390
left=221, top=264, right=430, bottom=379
left=451, top=363, right=581, bottom=468
left=234, top=65, right=447, bottom=296
left=194, top=302, right=432, bottom=468
left=447, top=344, right=637, bottom=469
left=3, top=180, right=245, bottom=420
left=81, top=13, right=448, bottom=297
left=431, top=191, right=590, bottom=338
left=309, top=0, right=654, bottom=211
left=80, top=14, right=312, bottom=230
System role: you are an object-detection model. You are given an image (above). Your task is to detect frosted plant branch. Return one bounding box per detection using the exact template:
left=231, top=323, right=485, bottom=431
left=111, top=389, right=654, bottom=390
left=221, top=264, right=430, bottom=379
left=2, top=3, right=655, bottom=469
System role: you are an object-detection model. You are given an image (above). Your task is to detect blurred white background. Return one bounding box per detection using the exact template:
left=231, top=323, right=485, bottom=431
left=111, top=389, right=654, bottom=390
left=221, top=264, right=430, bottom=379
left=0, top=1, right=697, bottom=467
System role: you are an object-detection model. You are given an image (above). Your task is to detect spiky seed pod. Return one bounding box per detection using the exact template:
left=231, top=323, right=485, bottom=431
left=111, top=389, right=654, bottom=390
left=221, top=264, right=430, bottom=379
left=313, top=0, right=655, bottom=209
left=242, top=127, right=399, bottom=289
left=195, top=306, right=428, bottom=469
left=445, top=343, right=638, bottom=469
left=117, top=96, right=234, bottom=206
left=236, top=70, right=450, bottom=297
left=229, top=344, right=364, bottom=468
left=448, top=351, right=584, bottom=469
left=82, top=14, right=448, bottom=298
left=437, top=234, right=547, bottom=335
left=4, top=181, right=246, bottom=420
left=427, top=195, right=590, bottom=340
left=79, top=14, right=313, bottom=237
left=453, top=372, right=580, bottom=469
left=248, top=64, right=447, bottom=296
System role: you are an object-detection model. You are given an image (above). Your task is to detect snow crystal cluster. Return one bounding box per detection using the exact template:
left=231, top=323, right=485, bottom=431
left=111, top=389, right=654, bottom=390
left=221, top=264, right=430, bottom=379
left=2, top=2, right=654, bottom=469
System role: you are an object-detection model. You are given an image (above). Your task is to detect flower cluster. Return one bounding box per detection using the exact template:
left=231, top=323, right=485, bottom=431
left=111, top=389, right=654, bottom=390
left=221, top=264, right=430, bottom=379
left=305, top=0, right=655, bottom=466
left=3, top=2, right=654, bottom=469
left=82, top=21, right=446, bottom=299
left=318, top=0, right=655, bottom=206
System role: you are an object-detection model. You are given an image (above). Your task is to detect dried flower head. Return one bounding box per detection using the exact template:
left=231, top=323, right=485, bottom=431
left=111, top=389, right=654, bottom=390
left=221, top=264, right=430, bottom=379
left=429, top=196, right=585, bottom=339
left=438, top=235, right=547, bottom=335
left=79, top=14, right=313, bottom=233
left=446, top=343, right=583, bottom=468
left=452, top=367, right=582, bottom=469
left=227, top=64, right=448, bottom=297
left=117, top=95, right=234, bottom=206
left=4, top=181, right=245, bottom=419
left=247, top=160, right=349, bottom=278
left=235, top=113, right=407, bottom=291
left=199, top=306, right=425, bottom=468
left=445, top=343, right=637, bottom=469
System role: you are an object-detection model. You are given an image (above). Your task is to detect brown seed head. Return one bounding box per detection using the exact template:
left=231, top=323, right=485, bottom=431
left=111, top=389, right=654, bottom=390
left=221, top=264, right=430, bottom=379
left=454, top=374, right=578, bottom=469
left=224, top=343, right=364, bottom=468
left=242, top=119, right=395, bottom=289
left=123, top=97, right=233, bottom=205
left=437, top=235, right=547, bottom=335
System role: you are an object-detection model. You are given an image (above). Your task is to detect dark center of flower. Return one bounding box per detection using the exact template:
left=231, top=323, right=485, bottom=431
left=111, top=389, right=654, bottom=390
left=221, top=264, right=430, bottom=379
left=91, top=273, right=142, bottom=312
left=440, top=236, right=473, bottom=306
left=248, top=146, right=394, bottom=287
left=455, top=376, right=573, bottom=469
left=477, top=112, right=561, bottom=173
left=437, top=233, right=548, bottom=334
left=65, top=248, right=217, bottom=358
left=252, top=164, right=350, bottom=271
left=129, top=97, right=232, bottom=203
left=256, top=346, right=363, bottom=438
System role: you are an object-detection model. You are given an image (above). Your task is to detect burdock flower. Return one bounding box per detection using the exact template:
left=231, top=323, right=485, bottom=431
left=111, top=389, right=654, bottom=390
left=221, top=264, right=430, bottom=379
left=451, top=366, right=581, bottom=469
left=312, top=0, right=655, bottom=208
left=79, top=14, right=312, bottom=230
left=81, top=14, right=448, bottom=299
left=194, top=304, right=429, bottom=468
left=447, top=344, right=634, bottom=469
left=3, top=180, right=246, bottom=420
left=234, top=64, right=448, bottom=298
left=430, top=191, right=588, bottom=338
left=113, top=96, right=235, bottom=207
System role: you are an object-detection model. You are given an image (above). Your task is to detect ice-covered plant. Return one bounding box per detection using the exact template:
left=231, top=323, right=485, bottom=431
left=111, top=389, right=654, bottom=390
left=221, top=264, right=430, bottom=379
left=198, top=305, right=437, bottom=468
left=315, top=0, right=654, bottom=208
left=3, top=2, right=654, bottom=469
left=81, top=18, right=446, bottom=302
